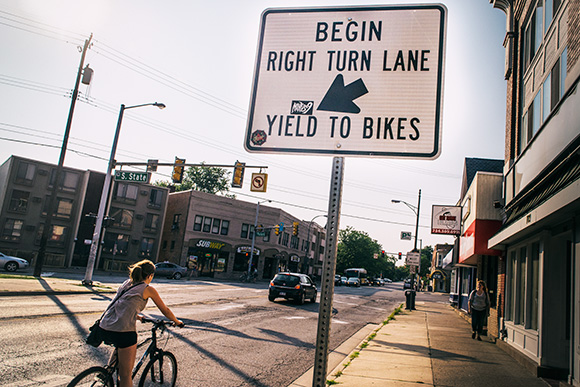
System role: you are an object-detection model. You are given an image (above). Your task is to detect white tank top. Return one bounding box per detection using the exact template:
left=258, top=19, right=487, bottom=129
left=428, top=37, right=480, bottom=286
left=100, top=279, right=148, bottom=332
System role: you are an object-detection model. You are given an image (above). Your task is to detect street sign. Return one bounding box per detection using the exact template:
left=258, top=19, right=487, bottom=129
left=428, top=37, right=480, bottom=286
left=406, top=251, right=420, bottom=266
left=245, top=5, right=447, bottom=158
left=250, top=173, right=268, bottom=192
left=114, top=171, right=149, bottom=183
left=401, top=231, right=412, bottom=240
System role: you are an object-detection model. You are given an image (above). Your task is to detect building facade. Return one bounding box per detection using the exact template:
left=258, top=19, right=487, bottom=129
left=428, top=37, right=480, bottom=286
left=0, top=156, right=168, bottom=271
left=429, top=243, right=453, bottom=292
left=490, top=0, right=579, bottom=383
left=159, top=189, right=326, bottom=281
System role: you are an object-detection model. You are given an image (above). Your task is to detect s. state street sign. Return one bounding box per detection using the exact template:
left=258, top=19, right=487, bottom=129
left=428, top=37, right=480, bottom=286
left=245, top=4, right=447, bottom=158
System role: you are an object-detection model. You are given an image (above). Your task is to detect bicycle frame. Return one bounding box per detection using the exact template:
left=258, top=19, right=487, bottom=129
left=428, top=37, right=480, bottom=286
left=104, top=321, right=165, bottom=382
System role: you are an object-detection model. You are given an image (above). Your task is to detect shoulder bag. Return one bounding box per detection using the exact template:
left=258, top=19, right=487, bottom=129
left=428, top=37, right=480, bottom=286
left=86, top=282, right=142, bottom=347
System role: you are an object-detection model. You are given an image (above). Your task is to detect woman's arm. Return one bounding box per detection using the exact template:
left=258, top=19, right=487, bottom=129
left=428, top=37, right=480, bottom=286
left=143, top=286, right=184, bottom=327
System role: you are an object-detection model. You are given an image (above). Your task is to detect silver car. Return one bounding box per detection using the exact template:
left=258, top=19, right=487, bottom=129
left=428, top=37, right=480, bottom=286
left=154, top=262, right=187, bottom=279
left=0, top=252, right=30, bottom=272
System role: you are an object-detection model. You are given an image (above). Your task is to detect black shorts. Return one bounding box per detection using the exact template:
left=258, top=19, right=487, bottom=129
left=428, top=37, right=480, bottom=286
left=100, top=328, right=138, bottom=349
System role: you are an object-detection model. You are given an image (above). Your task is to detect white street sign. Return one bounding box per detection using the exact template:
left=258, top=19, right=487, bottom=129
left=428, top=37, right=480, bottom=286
left=245, top=5, right=447, bottom=158
left=406, top=251, right=420, bottom=266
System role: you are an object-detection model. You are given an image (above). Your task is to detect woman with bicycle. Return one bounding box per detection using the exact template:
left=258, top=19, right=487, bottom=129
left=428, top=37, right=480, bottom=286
left=99, top=259, right=183, bottom=387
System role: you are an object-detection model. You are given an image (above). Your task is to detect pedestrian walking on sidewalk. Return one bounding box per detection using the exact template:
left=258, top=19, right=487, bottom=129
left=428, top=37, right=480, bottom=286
left=468, top=280, right=490, bottom=341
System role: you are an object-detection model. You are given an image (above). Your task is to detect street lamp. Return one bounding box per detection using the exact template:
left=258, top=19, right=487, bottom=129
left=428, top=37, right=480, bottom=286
left=248, top=199, right=271, bottom=277
left=82, top=102, right=166, bottom=285
left=392, top=189, right=421, bottom=296
left=391, top=189, right=421, bottom=252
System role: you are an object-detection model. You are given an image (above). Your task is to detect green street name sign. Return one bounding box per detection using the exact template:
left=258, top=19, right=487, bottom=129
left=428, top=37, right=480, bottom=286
left=114, top=171, right=149, bottom=183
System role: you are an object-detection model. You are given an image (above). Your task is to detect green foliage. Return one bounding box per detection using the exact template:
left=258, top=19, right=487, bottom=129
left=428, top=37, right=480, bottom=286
left=155, top=163, right=234, bottom=197
left=419, top=245, right=434, bottom=277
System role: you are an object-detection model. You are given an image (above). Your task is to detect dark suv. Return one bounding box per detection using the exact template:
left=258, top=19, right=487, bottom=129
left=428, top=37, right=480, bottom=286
left=268, top=272, right=317, bottom=304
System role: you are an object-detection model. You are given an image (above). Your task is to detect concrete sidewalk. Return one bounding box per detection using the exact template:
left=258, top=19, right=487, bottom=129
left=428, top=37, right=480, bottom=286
left=310, top=298, right=551, bottom=387
left=0, top=269, right=121, bottom=296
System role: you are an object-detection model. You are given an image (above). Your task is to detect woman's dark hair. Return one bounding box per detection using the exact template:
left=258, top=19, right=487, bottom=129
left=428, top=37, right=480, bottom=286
left=129, top=259, right=156, bottom=283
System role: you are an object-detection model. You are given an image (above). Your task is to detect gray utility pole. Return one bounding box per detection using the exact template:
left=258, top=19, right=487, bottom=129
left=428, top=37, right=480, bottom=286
left=82, top=102, right=165, bottom=285
left=34, top=34, right=93, bottom=277
left=312, top=157, right=344, bottom=387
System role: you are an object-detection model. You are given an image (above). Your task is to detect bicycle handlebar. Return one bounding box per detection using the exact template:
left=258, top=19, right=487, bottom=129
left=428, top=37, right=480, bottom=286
left=140, top=316, right=184, bottom=328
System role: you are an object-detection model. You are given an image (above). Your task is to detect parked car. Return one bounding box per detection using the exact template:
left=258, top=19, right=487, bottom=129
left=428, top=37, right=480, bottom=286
left=269, top=272, right=317, bottom=304
left=154, top=262, right=187, bottom=279
left=346, top=277, right=361, bottom=287
left=384, top=278, right=393, bottom=283
left=0, top=252, right=29, bottom=272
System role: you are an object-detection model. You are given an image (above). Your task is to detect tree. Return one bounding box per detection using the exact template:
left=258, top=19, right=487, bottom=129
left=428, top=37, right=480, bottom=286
left=419, top=245, right=433, bottom=278
left=155, top=163, right=234, bottom=197
left=336, top=226, right=395, bottom=278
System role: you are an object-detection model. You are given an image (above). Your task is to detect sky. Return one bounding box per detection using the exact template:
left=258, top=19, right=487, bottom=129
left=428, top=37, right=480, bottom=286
left=0, top=0, right=508, bottom=263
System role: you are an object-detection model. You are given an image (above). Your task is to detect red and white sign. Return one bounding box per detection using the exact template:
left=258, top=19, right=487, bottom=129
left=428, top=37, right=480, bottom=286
left=431, top=205, right=461, bottom=235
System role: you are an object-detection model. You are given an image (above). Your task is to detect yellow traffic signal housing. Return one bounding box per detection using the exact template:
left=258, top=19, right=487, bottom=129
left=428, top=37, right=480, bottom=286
left=172, top=157, right=185, bottom=183
left=292, top=221, right=299, bottom=236
left=232, top=161, right=246, bottom=188
left=273, top=225, right=280, bottom=236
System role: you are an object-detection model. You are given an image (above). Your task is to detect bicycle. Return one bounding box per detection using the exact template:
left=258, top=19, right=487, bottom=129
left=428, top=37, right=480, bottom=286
left=68, top=317, right=181, bottom=387
left=239, top=271, right=257, bottom=283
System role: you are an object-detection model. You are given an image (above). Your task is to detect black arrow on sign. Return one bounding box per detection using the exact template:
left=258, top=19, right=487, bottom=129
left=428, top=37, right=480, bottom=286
left=317, top=74, right=368, bottom=114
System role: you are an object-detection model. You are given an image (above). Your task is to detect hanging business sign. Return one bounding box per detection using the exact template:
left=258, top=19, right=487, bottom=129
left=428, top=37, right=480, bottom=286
left=431, top=205, right=462, bottom=235
left=245, top=4, right=447, bottom=158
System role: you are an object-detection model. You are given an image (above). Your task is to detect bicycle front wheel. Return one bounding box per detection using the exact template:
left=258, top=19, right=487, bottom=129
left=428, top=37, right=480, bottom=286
left=138, top=351, right=177, bottom=387
left=67, top=366, right=114, bottom=387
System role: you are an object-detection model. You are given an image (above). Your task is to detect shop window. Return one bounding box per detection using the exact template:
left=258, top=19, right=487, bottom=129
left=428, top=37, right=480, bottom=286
left=15, top=161, right=36, bottom=185
left=102, top=232, right=129, bottom=255
left=9, top=190, right=30, bottom=213
left=172, top=214, right=181, bottom=230
left=49, top=170, right=79, bottom=192
left=211, top=218, right=221, bottom=234
left=110, top=207, right=134, bottom=229
left=241, top=223, right=251, bottom=239
left=290, top=235, right=299, bottom=249
left=149, top=189, right=164, bottom=208
left=36, top=224, right=68, bottom=246
left=2, top=218, right=23, bottom=241
left=194, top=215, right=203, bottom=231
left=506, top=243, right=540, bottom=330
left=215, top=253, right=228, bottom=273
left=221, top=220, right=230, bottom=236
left=114, top=182, right=138, bottom=202
left=145, top=213, right=160, bottom=231
left=140, top=238, right=155, bottom=258
left=203, top=217, right=212, bottom=233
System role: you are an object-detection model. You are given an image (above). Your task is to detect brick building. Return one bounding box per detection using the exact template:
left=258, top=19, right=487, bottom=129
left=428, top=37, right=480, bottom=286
left=490, top=0, right=580, bottom=383
left=159, top=189, right=326, bottom=281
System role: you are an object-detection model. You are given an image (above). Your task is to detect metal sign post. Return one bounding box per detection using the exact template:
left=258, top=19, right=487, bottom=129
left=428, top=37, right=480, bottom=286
left=312, top=156, right=344, bottom=387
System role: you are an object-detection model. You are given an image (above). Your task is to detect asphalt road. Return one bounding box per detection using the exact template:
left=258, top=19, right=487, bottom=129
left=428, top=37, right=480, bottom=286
left=0, top=278, right=404, bottom=386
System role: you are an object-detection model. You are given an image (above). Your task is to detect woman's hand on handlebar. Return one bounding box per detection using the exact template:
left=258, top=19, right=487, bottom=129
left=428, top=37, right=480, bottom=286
left=174, top=319, right=184, bottom=328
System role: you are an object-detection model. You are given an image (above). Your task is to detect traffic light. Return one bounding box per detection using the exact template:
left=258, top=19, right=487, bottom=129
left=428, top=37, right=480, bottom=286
left=273, top=225, right=280, bottom=236
left=398, top=252, right=402, bottom=260
left=232, top=161, right=245, bottom=188
left=172, top=157, right=185, bottom=183
left=381, top=250, right=385, bottom=258
left=292, top=221, right=299, bottom=236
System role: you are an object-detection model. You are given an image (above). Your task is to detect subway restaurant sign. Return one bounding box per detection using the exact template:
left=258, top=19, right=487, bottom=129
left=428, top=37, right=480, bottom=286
left=245, top=4, right=447, bottom=158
